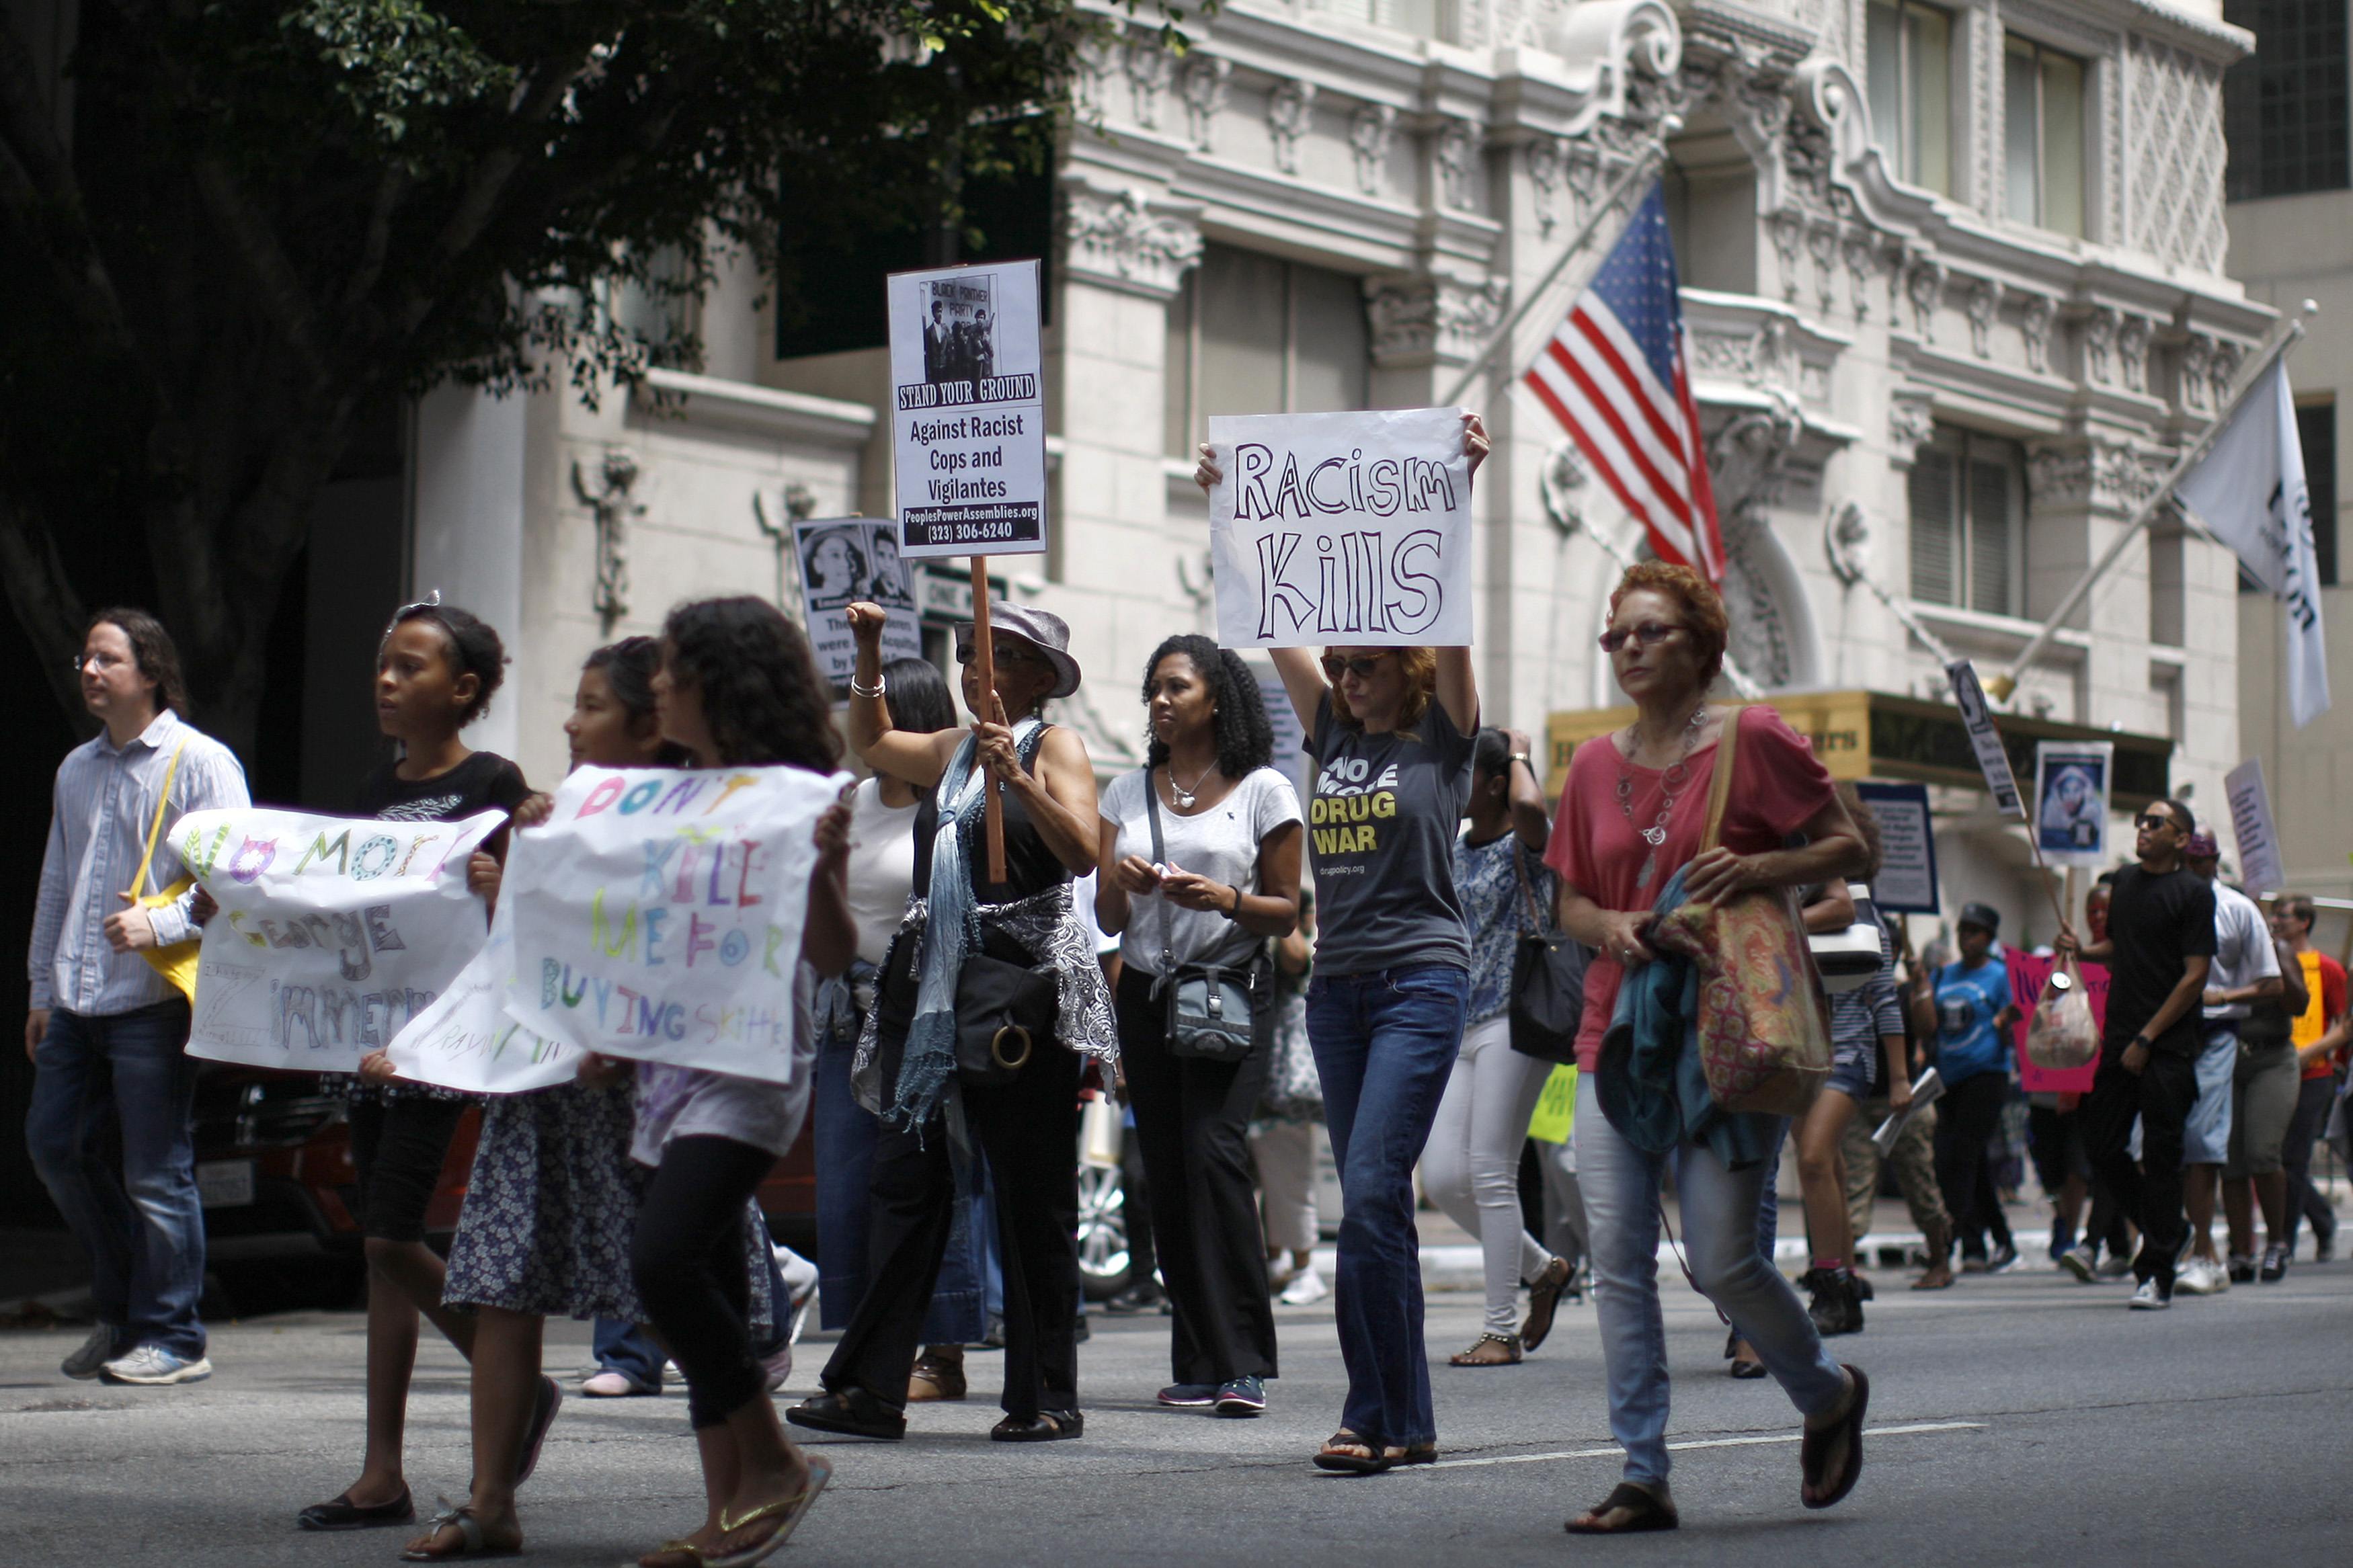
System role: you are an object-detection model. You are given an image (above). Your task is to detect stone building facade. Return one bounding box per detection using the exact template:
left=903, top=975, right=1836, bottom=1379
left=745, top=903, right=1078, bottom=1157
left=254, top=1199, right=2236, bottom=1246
left=415, top=0, right=2269, bottom=946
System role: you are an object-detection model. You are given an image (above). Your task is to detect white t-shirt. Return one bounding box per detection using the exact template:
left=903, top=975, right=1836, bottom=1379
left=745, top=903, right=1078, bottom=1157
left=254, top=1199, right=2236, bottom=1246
left=844, top=776, right=920, bottom=967
left=2204, top=880, right=2280, bottom=1022
left=1099, top=765, right=1302, bottom=977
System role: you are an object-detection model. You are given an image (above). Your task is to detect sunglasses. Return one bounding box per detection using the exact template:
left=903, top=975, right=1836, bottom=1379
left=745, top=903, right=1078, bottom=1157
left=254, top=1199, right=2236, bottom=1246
left=1320, top=653, right=1392, bottom=682
left=383, top=589, right=443, bottom=638
left=1598, top=620, right=1685, bottom=654
left=2133, top=812, right=2181, bottom=832
left=956, top=641, right=1041, bottom=667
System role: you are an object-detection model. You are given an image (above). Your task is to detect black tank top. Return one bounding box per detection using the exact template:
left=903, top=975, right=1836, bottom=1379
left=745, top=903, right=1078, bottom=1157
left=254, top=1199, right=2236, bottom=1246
left=910, top=724, right=1069, bottom=906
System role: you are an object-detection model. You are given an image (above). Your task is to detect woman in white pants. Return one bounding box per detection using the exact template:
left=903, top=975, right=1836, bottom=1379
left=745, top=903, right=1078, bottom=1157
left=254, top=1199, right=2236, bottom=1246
left=1423, top=728, right=1574, bottom=1364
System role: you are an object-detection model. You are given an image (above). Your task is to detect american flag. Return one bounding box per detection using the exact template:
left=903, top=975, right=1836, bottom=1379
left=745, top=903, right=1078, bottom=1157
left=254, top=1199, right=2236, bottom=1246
left=1522, top=184, right=1724, bottom=584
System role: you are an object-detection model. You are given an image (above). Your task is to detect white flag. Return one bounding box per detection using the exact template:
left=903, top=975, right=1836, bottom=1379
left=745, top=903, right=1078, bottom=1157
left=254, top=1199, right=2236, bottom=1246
left=2176, top=362, right=2331, bottom=727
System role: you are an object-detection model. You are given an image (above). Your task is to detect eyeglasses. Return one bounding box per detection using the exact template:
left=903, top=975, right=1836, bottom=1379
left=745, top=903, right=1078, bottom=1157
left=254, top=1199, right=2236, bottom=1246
left=71, top=651, right=130, bottom=675
left=1597, top=621, right=1686, bottom=654
left=2133, top=812, right=2180, bottom=832
left=1320, top=654, right=1392, bottom=682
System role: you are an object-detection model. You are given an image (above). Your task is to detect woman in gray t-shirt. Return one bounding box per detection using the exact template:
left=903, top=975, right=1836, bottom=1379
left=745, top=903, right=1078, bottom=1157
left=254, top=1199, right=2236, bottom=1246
left=1097, top=636, right=1304, bottom=1418
left=1194, top=411, right=1490, bottom=1473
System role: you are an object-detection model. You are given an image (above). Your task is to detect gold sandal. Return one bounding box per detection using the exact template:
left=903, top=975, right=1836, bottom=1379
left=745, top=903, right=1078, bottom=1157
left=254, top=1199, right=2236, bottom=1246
left=709, top=1457, right=833, bottom=1568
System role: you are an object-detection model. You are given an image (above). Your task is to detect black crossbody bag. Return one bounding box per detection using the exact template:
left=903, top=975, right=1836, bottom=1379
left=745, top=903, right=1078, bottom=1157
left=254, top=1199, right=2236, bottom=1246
left=1508, top=839, right=1591, bottom=1065
left=1146, top=772, right=1269, bottom=1061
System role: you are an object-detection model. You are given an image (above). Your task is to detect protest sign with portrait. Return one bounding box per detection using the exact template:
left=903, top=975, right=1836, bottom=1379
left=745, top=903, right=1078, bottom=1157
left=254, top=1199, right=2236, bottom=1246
left=1204, top=407, right=1474, bottom=649
left=794, top=517, right=923, bottom=684
left=175, top=807, right=506, bottom=1072
left=887, top=259, right=1048, bottom=559
left=2032, top=741, right=2112, bottom=868
left=499, top=765, right=846, bottom=1083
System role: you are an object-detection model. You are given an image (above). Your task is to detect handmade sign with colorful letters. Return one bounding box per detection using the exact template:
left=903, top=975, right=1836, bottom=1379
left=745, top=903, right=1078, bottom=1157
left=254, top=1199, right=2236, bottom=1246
left=177, top=807, right=506, bottom=1072
left=383, top=899, right=578, bottom=1094
left=500, top=766, right=844, bottom=1083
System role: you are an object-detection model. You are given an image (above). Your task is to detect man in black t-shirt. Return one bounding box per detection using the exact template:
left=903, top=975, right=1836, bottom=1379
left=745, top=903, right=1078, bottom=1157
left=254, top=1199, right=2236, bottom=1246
left=2058, top=798, right=2215, bottom=1309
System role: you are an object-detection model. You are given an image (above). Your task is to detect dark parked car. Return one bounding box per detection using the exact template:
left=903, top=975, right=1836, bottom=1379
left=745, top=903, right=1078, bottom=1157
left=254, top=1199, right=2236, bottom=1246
left=190, top=1063, right=815, bottom=1313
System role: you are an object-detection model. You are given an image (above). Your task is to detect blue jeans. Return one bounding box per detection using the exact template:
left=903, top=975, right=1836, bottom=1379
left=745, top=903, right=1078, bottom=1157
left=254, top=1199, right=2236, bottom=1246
left=811, top=1032, right=996, bottom=1342
left=26, top=1001, right=206, bottom=1359
left=1575, top=1075, right=1846, bottom=1487
left=595, top=1229, right=796, bottom=1385
left=1306, top=965, right=1468, bottom=1450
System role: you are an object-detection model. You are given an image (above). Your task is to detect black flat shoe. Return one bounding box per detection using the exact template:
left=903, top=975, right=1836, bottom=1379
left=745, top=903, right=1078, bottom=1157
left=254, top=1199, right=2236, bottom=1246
left=296, top=1486, right=415, bottom=1531
left=785, top=1386, right=907, bottom=1440
left=991, top=1409, right=1082, bottom=1442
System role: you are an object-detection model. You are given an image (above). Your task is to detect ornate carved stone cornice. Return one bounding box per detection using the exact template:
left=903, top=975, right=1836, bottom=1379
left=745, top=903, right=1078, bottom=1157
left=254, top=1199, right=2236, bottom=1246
left=1060, top=181, right=1202, bottom=298
left=1365, top=272, right=1511, bottom=368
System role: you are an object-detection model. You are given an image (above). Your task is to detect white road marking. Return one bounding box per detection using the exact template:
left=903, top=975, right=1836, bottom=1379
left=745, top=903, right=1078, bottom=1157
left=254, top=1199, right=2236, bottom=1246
left=1423, top=1421, right=1987, bottom=1471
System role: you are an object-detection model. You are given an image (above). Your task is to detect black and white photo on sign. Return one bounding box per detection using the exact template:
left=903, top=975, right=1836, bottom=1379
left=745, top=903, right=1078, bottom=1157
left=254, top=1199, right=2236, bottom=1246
left=1944, top=658, right=2024, bottom=819
left=920, top=275, right=996, bottom=393
left=1205, top=407, right=1474, bottom=649
left=794, top=518, right=923, bottom=684
left=887, top=258, right=1048, bottom=559
left=2032, top=741, right=2111, bottom=866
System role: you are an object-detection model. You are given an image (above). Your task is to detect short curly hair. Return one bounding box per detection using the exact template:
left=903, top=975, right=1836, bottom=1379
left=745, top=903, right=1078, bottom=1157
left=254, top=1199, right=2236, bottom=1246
left=1607, top=561, right=1729, bottom=685
left=387, top=602, right=508, bottom=725
left=1139, top=634, right=1276, bottom=777
left=1326, top=646, right=1437, bottom=731
left=660, top=597, right=842, bottom=772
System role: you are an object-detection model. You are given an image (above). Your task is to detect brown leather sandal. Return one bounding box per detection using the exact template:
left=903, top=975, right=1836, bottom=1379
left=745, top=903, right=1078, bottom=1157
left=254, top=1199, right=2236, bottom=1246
left=1519, top=1256, right=1574, bottom=1351
left=1448, top=1331, right=1523, bottom=1366
left=1564, top=1482, right=1679, bottom=1534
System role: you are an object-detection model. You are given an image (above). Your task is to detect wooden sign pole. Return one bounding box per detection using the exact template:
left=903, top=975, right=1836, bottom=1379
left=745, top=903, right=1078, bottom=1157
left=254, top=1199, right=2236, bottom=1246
left=971, top=555, right=1008, bottom=884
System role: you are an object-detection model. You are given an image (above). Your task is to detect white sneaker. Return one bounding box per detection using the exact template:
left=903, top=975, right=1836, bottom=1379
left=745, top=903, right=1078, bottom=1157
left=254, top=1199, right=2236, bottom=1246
left=2128, top=1278, right=2171, bottom=1311
left=60, top=1325, right=120, bottom=1380
left=2174, top=1257, right=2224, bottom=1296
left=580, top=1369, right=660, bottom=1397
left=1278, top=1265, right=1329, bottom=1306
left=99, top=1344, right=212, bottom=1385
left=2056, top=1245, right=2097, bottom=1284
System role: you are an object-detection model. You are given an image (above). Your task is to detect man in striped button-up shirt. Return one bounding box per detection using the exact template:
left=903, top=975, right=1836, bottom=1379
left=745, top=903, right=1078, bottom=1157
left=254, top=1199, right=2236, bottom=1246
left=25, top=609, right=247, bottom=1387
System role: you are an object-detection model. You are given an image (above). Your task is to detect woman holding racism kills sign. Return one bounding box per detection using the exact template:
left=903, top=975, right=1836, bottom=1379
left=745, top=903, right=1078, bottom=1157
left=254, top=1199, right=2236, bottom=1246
left=790, top=597, right=1116, bottom=1446
left=623, top=597, right=854, bottom=1568
left=1094, top=634, right=1304, bottom=1417
left=1193, top=409, right=1488, bottom=1475
left=1423, top=726, right=1577, bottom=1368
left=1547, top=563, right=1870, bottom=1533
left=297, top=602, right=534, bottom=1538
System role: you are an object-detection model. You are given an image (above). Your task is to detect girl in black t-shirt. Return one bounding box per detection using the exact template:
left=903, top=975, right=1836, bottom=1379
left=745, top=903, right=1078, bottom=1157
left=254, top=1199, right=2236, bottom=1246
left=296, top=601, right=532, bottom=1538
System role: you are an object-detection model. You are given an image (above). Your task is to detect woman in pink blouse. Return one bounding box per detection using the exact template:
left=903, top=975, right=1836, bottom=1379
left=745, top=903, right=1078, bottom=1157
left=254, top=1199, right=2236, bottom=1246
left=1545, top=562, right=1871, bottom=1534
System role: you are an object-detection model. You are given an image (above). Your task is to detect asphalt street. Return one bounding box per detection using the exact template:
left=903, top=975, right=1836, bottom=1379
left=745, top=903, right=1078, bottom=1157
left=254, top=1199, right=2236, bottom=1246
left=3, top=1257, right=2346, bottom=1568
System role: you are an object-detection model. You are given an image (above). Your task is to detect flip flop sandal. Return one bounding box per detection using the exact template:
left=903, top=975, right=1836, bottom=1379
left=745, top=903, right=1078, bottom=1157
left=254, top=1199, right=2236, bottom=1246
left=628, top=1538, right=708, bottom=1568
left=399, top=1497, right=521, bottom=1561
left=1312, top=1430, right=1397, bottom=1475
left=1520, top=1257, right=1574, bottom=1352
left=1800, top=1364, right=1870, bottom=1510
left=1564, top=1482, right=1679, bottom=1534
left=516, top=1375, right=562, bottom=1485
left=707, top=1457, right=832, bottom=1568
left=1448, top=1332, right=1523, bottom=1367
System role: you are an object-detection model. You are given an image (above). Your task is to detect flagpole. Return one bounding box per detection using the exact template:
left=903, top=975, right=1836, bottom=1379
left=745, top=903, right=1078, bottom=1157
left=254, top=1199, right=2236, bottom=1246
left=1985, top=300, right=2317, bottom=702
left=1439, top=140, right=1673, bottom=410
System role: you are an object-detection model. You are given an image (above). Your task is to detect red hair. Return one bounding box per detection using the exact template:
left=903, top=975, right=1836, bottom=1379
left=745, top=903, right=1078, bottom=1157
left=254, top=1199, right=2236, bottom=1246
left=1607, top=561, right=1728, bottom=684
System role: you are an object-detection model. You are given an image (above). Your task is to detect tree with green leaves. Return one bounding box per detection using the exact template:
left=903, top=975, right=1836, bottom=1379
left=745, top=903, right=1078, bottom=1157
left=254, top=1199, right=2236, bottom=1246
left=1, top=0, right=1174, bottom=747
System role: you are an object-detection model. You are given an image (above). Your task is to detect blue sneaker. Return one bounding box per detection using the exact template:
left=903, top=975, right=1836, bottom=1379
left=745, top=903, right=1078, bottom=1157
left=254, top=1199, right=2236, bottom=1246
left=1157, top=1383, right=1218, bottom=1407
left=1213, top=1376, right=1267, bottom=1417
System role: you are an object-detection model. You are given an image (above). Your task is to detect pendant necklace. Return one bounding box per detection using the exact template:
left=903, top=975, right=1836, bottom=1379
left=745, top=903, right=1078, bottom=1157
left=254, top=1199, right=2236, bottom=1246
left=1167, top=761, right=1216, bottom=811
left=1614, top=702, right=1710, bottom=891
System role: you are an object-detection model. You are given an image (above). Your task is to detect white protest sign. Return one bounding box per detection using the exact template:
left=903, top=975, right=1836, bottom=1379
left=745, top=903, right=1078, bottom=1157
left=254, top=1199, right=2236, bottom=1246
left=1853, top=781, right=1940, bottom=914
left=2225, top=757, right=2288, bottom=895
left=383, top=899, right=579, bottom=1094
left=501, top=766, right=844, bottom=1083
left=2032, top=741, right=2113, bottom=868
left=888, top=258, right=1047, bottom=560
left=176, top=808, right=506, bottom=1071
left=1944, top=659, right=2024, bottom=819
left=794, top=517, right=924, bottom=684
left=1207, top=408, right=1474, bottom=649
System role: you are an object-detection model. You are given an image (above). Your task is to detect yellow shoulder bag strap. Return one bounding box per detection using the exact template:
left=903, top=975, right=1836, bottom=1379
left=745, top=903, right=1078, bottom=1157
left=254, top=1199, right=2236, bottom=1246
left=128, top=740, right=203, bottom=1000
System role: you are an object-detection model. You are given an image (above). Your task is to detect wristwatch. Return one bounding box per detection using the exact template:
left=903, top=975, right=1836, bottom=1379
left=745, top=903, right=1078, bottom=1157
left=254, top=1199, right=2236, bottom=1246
left=2130, top=1032, right=2153, bottom=1052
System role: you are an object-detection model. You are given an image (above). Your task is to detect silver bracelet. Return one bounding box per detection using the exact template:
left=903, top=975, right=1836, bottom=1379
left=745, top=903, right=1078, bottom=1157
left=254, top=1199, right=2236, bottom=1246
left=848, top=673, right=886, bottom=700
